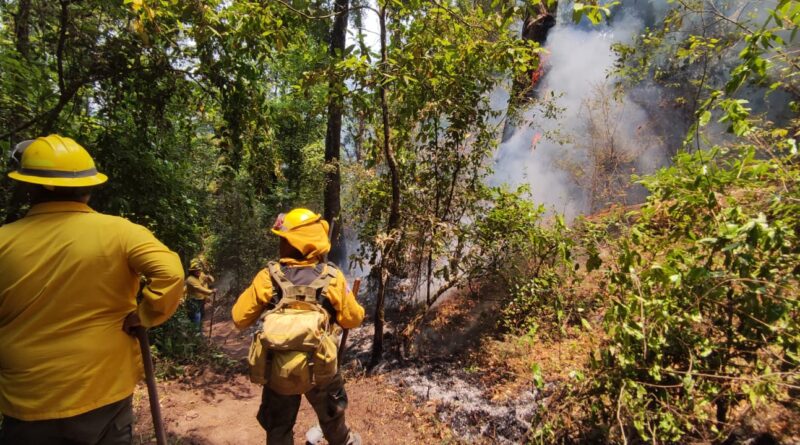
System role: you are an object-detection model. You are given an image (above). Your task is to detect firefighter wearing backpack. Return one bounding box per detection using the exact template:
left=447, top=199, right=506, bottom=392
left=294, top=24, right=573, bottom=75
left=232, top=208, right=365, bottom=445
left=0, top=135, right=184, bottom=444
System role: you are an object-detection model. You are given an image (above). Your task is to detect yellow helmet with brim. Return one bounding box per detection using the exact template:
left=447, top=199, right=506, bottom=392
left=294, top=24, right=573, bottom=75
left=271, top=208, right=322, bottom=237
left=271, top=208, right=331, bottom=259
left=8, top=135, right=108, bottom=187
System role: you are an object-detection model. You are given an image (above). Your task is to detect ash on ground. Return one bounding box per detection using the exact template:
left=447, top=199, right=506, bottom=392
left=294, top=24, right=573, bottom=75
left=342, top=274, right=544, bottom=443
left=392, top=364, right=541, bottom=444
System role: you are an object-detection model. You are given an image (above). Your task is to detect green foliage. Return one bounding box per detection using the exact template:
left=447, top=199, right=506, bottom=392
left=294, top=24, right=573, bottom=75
left=581, top=1, right=800, bottom=440
left=572, top=1, right=619, bottom=25
left=187, top=0, right=330, bottom=285
left=532, top=1, right=800, bottom=442
left=149, top=303, right=239, bottom=378
left=346, top=1, right=547, bottom=304
left=594, top=143, right=799, bottom=442
left=465, top=186, right=578, bottom=335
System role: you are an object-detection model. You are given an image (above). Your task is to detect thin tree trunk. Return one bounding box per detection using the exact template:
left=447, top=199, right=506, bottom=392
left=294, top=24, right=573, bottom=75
left=354, top=111, right=365, bottom=162
left=323, top=0, right=349, bottom=265
left=14, top=0, right=31, bottom=59
left=425, top=119, right=443, bottom=307
left=382, top=19, right=400, bottom=235
left=371, top=4, right=400, bottom=368
left=501, top=2, right=557, bottom=142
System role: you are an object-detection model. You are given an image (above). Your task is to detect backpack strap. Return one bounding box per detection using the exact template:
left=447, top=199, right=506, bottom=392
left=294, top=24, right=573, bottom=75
left=308, top=263, right=338, bottom=300
left=267, top=261, right=294, bottom=302
left=267, top=262, right=337, bottom=304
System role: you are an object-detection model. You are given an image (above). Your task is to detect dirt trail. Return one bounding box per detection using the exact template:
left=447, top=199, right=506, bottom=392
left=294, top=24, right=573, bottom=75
left=133, top=318, right=451, bottom=445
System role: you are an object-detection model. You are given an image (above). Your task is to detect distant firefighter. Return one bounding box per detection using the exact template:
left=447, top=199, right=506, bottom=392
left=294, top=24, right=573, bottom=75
left=185, top=258, right=216, bottom=328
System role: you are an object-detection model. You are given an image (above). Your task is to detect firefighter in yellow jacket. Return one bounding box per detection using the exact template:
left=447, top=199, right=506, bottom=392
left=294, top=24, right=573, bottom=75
left=0, top=135, right=184, bottom=444
left=232, top=208, right=365, bottom=445
left=186, top=258, right=215, bottom=328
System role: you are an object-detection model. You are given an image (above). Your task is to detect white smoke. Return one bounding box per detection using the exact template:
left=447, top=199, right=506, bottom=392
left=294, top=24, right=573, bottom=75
left=491, top=0, right=784, bottom=219
left=492, top=11, right=665, bottom=219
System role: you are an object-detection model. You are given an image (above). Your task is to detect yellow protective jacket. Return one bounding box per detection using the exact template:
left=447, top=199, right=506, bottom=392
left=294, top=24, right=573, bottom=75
left=186, top=274, right=214, bottom=300
left=0, top=201, right=184, bottom=420
left=232, top=258, right=365, bottom=330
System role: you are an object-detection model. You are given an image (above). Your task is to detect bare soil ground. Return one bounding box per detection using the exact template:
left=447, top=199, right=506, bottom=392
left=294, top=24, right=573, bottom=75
left=132, top=317, right=454, bottom=445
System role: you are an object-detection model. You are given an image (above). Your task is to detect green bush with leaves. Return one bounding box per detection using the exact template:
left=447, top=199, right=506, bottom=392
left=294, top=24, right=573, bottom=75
left=594, top=143, right=798, bottom=442
left=149, top=302, right=239, bottom=378
left=463, top=186, right=578, bottom=334
left=563, top=1, right=800, bottom=442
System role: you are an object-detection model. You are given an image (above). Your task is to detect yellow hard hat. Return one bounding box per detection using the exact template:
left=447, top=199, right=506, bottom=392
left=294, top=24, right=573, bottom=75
left=8, top=135, right=108, bottom=187
left=271, top=208, right=331, bottom=259
left=189, top=259, right=203, bottom=271
left=271, top=208, right=322, bottom=236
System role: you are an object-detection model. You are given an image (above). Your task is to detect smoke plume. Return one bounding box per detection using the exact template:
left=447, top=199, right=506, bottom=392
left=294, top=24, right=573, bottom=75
left=491, top=0, right=782, bottom=219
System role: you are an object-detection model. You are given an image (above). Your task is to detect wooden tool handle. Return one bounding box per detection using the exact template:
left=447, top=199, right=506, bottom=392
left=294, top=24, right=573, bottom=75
left=135, top=327, right=167, bottom=445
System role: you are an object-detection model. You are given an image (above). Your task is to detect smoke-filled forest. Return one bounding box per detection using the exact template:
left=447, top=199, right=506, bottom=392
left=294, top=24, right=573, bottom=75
left=0, top=0, right=798, bottom=443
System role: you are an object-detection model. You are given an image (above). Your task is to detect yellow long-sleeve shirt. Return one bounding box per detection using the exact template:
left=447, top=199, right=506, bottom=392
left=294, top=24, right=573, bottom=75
left=232, top=259, right=365, bottom=330
left=186, top=274, right=214, bottom=300
left=0, top=201, right=184, bottom=421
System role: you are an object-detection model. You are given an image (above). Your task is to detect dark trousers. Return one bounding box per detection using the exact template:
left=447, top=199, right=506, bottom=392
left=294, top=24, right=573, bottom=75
left=0, top=396, right=133, bottom=445
left=257, top=374, right=351, bottom=445
left=187, top=298, right=205, bottom=327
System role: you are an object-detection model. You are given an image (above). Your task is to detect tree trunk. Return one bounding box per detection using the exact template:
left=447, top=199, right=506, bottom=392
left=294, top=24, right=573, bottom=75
left=501, top=2, right=557, bottom=142
left=323, top=0, right=349, bottom=265
left=14, top=0, right=31, bottom=59
left=370, top=4, right=400, bottom=368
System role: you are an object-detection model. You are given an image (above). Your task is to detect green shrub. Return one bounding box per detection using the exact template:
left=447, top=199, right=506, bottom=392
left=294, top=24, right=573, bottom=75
left=594, top=145, right=799, bottom=442
left=465, top=186, right=578, bottom=334
left=149, top=302, right=238, bottom=378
